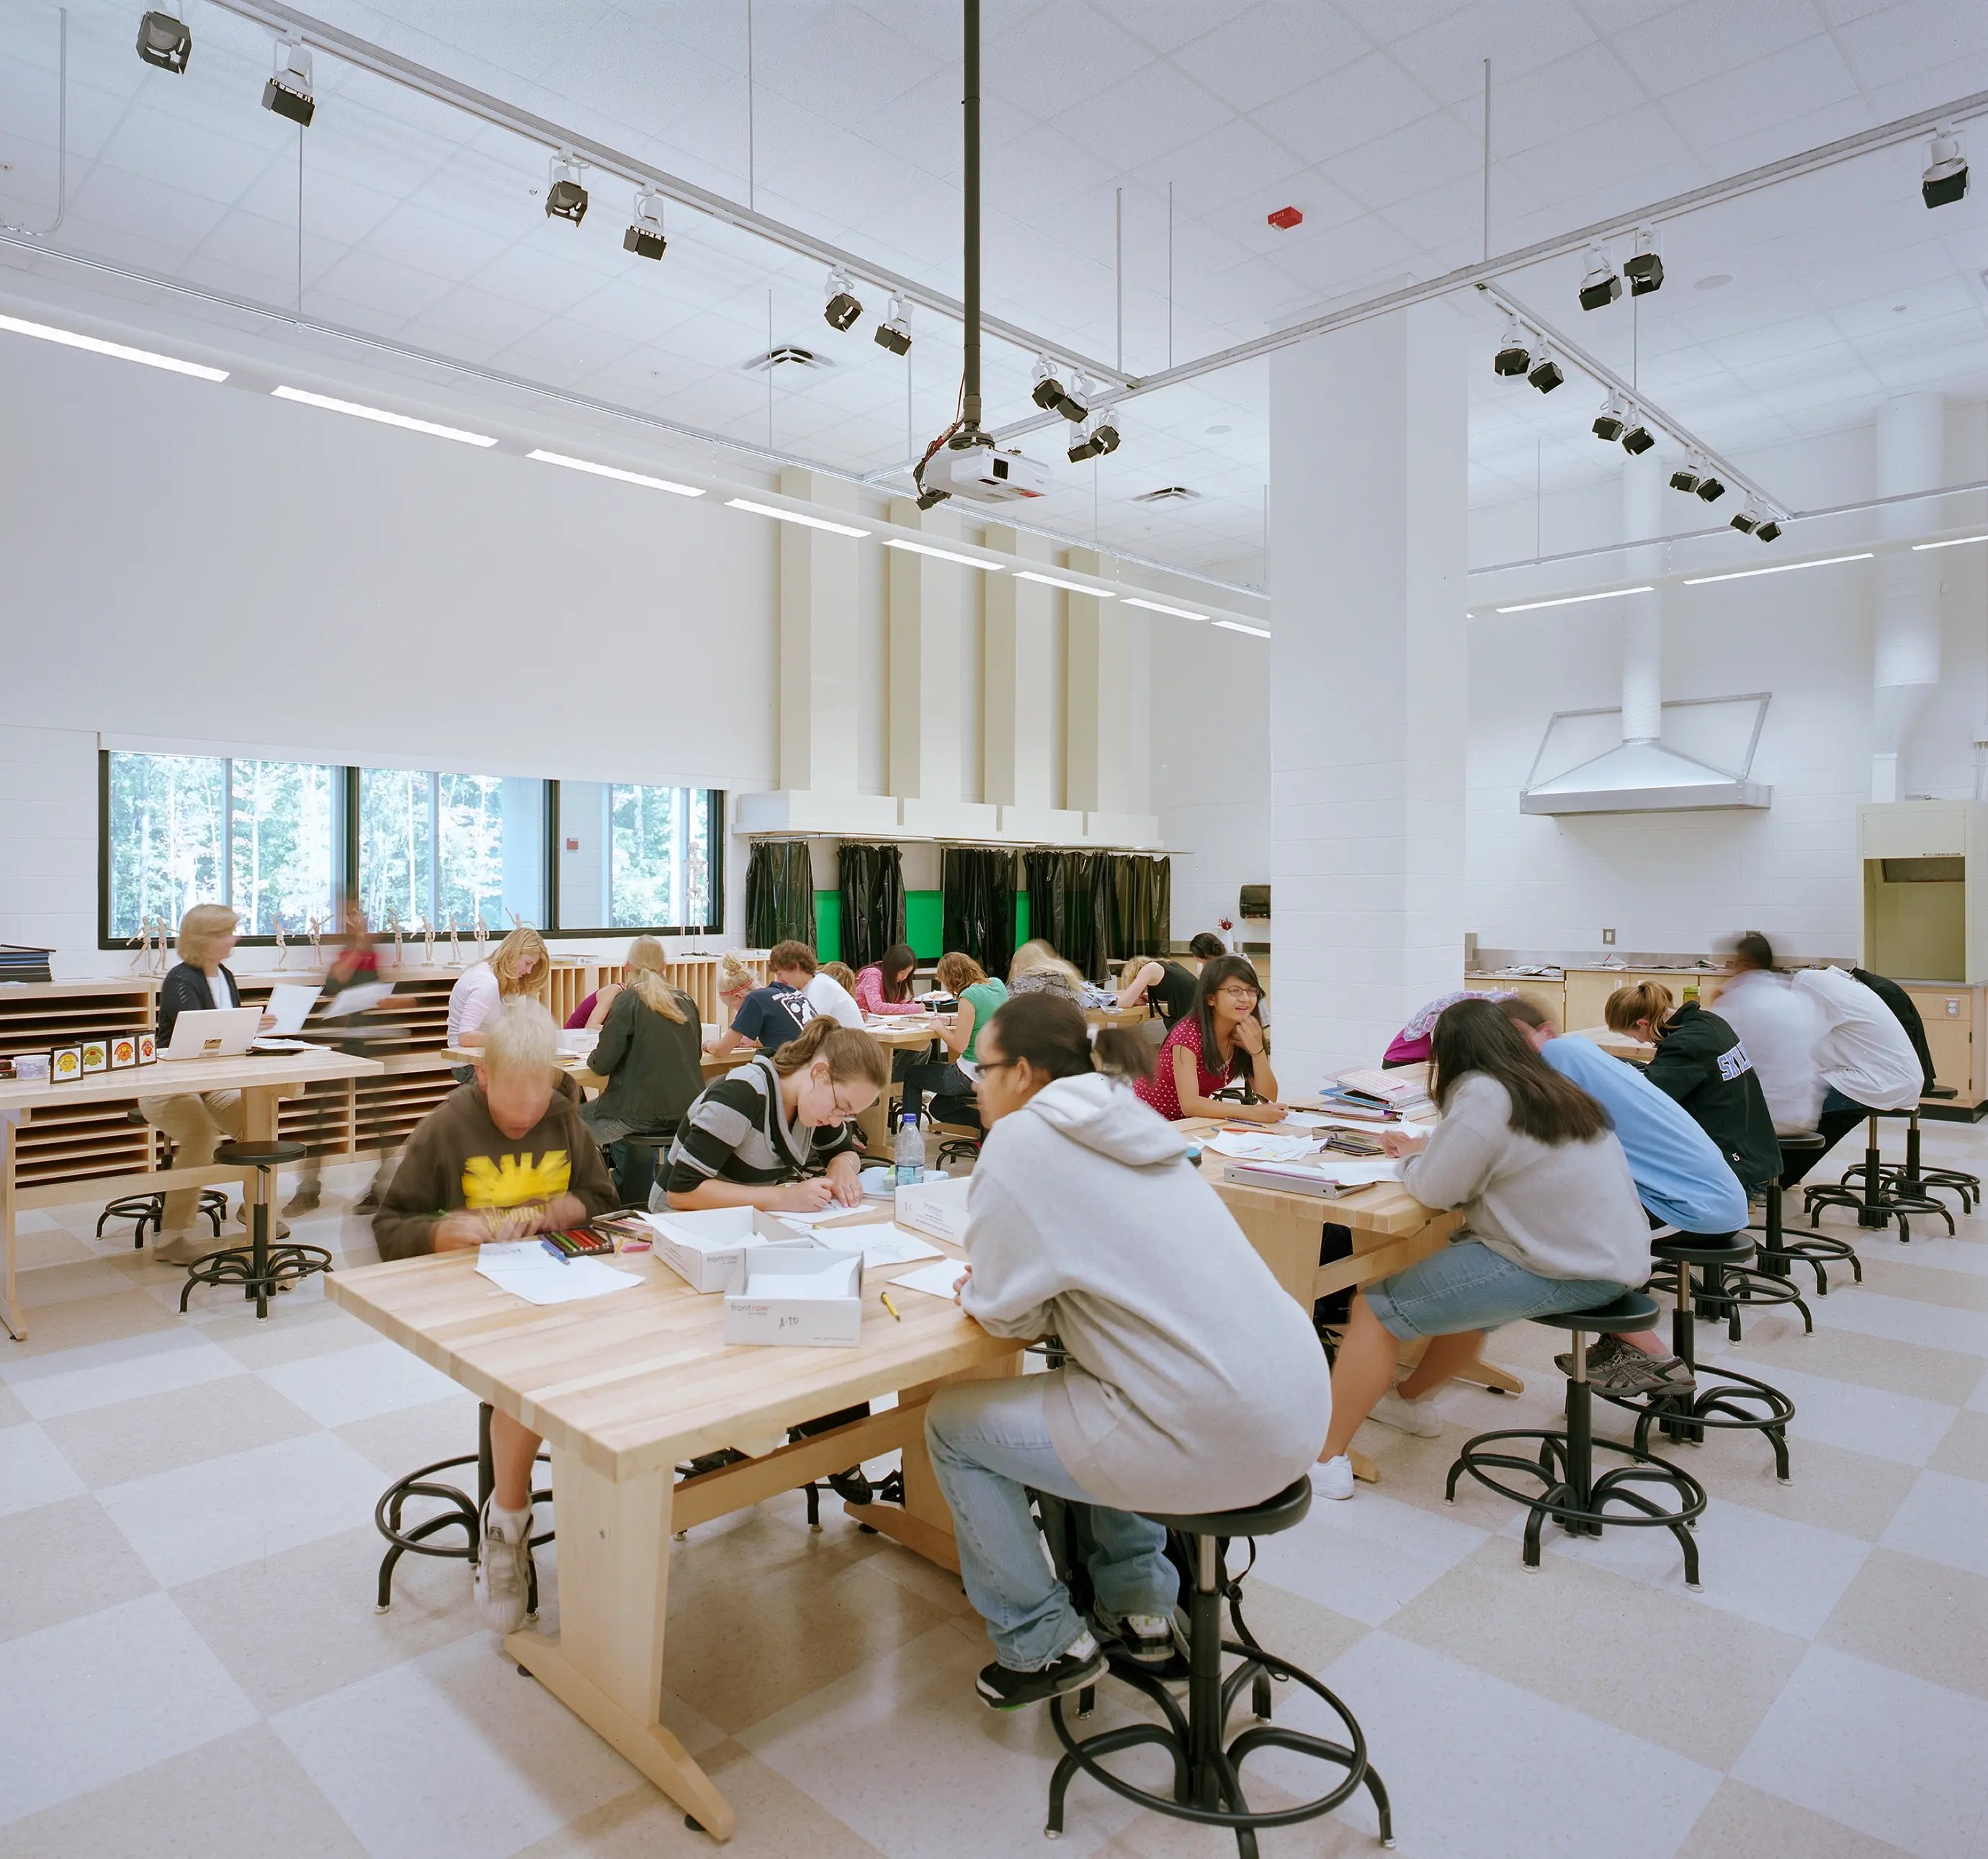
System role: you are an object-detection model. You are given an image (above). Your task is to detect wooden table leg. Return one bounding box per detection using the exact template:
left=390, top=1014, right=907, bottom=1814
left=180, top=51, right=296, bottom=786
left=1, top=1109, right=24, bottom=1341
left=1396, top=1334, right=1525, bottom=1395
left=506, top=1453, right=736, bottom=1842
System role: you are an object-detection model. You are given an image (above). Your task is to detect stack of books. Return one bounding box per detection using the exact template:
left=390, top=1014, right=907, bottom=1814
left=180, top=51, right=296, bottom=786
left=1317, top=1065, right=1432, bottom=1121
left=0, top=945, right=53, bottom=985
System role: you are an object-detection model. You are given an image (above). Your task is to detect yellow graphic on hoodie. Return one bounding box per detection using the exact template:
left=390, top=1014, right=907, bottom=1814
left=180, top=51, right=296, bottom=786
left=462, top=1152, right=572, bottom=1209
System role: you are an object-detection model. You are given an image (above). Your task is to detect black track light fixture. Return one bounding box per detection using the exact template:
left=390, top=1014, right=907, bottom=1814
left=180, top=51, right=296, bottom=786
left=136, top=11, right=190, bottom=72
left=1492, top=315, right=1530, bottom=377
left=1578, top=243, right=1621, bottom=311
left=1755, top=516, right=1783, bottom=543
left=1592, top=392, right=1627, bottom=443
left=1621, top=420, right=1656, bottom=456
left=1624, top=225, right=1664, bottom=296
left=1923, top=124, right=1968, bottom=207
left=1527, top=345, right=1564, bottom=393
left=623, top=185, right=666, bottom=259
left=1668, top=455, right=1702, bottom=494
left=1694, top=467, right=1726, bottom=503
left=545, top=153, right=588, bottom=225
left=874, top=295, right=912, bottom=356
left=1730, top=501, right=1762, bottom=535
left=1068, top=411, right=1120, bottom=463
left=823, top=267, right=862, bottom=332
left=1031, top=356, right=1088, bottom=422
left=261, top=39, right=315, bottom=127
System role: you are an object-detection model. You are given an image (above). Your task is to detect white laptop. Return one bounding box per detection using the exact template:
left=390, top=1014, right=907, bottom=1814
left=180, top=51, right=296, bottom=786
left=164, top=1006, right=264, bottom=1060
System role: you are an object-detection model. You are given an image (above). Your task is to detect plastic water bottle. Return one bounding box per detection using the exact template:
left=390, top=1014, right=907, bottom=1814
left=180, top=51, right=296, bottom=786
left=894, top=1114, right=926, bottom=1188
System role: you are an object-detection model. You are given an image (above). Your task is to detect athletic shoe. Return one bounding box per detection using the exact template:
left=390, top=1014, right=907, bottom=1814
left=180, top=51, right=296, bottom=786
left=153, top=1231, right=211, bottom=1266
left=1316, top=1454, right=1356, bottom=1500
left=826, top=1466, right=872, bottom=1506
left=1095, top=1608, right=1176, bottom=1665
left=976, top=1631, right=1106, bottom=1710
left=283, top=1186, right=321, bottom=1215
left=352, top=1186, right=380, bottom=1214
left=475, top=1498, right=534, bottom=1635
left=1645, top=1353, right=1698, bottom=1394
left=1370, top=1389, right=1443, bottom=1438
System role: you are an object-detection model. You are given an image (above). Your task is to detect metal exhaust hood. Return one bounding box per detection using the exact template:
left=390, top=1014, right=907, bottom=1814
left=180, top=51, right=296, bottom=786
left=1520, top=695, right=1773, bottom=816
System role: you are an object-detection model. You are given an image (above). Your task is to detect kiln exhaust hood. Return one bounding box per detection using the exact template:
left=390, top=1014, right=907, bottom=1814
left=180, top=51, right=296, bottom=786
left=1520, top=694, right=1773, bottom=816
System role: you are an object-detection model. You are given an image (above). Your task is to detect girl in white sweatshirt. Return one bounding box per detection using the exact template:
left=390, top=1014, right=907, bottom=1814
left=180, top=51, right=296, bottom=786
left=926, top=993, right=1331, bottom=1711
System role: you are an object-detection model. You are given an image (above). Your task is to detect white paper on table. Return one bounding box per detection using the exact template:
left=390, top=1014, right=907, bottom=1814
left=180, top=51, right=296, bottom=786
left=742, top=1261, right=859, bottom=1299
left=320, top=981, right=393, bottom=1018
left=1313, top=1157, right=1403, bottom=1188
left=774, top=1207, right=871, bottom=1230
left=1206, top=1131, right=1317, bottom=1162
left=264, top=982, right=322, bottom=1034
left=475, top=1242, right=642, bottom=1306
left=851, top=1224, right=944, bottom=1268
left=1280, top=1111, right=1337, bottom=1131
left=892, top=1260, right=969, bottom=1300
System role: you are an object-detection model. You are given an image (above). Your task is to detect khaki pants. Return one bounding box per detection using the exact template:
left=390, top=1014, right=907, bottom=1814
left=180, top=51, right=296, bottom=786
left=137, top=1090, right=243, bottom=1236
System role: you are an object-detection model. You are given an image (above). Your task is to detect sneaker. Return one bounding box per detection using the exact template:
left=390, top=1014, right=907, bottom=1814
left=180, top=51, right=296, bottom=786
left=976, top=1631, right=1106, bottom=1710
left=1095, top=1608, right=1176, bottom=1665
left=1588, top=1344, right=1673, bottom=1398
left=1370, top=1389, right=1443, bottom=1438
left=1316, top=1454, right=1356, bottom=1500
left=284, top=1186, right=321, bottom=1215
left=153, top=1231, right=211, bottom=1266
left=826, top=1466, right=872, bottom=1507
left=352, top=1186, right=380, bottom=1214
left=1645, top=1353, right=1698, bottom=1394
left=475, top=1499, right=534, bottom=1635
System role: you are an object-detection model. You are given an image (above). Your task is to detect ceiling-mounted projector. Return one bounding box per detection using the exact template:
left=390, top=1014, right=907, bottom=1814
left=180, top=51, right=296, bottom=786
left=922, top=443, right=1048, bottom=502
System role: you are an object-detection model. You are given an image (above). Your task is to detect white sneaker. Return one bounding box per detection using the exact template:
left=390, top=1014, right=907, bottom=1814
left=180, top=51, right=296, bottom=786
left=475, top=1499, right=534, bottom=1634
left=1370, top=1389, right=1443, bottom=1438
left=1316, top=1455, right=1356, bottom=1500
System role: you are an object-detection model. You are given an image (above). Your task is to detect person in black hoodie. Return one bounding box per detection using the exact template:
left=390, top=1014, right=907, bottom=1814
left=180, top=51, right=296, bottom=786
left=1850, top=967, right=1938, bottom=1096
left=1605, top=982, right=1781, bottom=1193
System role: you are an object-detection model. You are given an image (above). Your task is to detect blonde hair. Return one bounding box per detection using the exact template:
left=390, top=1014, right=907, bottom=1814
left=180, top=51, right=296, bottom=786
left=624, top=937, right=690, bottom=1023
left=1605, top=982, right=1675, bottom=1037
left=1008, top=938, right=1058, bottom=981
left=176, top=903, right=240, bottom=968
left=935, top=951, right=987, bottom=995
left=769, top=1017, right=889, bottom=1090
left=715, top=953, right=757, bottom=997
left=1008, top=939, right=1086, bottom=1003
left=491, top=926, right=550, bottom=1001
left=820, top=962, right=857, bottom=993
left=480, top=998, right=558, bottom=1078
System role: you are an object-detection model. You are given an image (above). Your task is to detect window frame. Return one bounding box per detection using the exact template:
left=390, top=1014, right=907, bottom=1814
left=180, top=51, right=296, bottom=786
left=98, top=753, right=725, bottom=949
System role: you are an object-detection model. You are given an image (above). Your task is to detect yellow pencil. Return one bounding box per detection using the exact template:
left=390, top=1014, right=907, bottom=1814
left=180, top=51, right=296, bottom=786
left=879, top=1289, right=903, bottom=1323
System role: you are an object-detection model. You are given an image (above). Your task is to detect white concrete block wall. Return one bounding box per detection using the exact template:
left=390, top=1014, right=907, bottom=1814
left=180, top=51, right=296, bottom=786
left=0, top=726, right=99, bottom=965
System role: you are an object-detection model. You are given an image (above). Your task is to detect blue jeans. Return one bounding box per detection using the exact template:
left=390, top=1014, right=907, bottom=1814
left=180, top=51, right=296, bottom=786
left=925, top=1374, right=1177, bottom=1671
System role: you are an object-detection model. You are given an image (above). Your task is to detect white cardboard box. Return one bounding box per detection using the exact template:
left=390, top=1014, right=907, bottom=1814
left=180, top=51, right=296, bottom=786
left=643, top=1206, right=815, bottom=1294
left=895, top=1173, right=972, bottom=1246
left=722, top=1244, right=865, bottom=1348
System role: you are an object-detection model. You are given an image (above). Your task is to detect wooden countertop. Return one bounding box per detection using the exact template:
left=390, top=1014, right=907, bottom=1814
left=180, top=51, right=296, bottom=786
left=0, top=1045, right=383, bottom=1112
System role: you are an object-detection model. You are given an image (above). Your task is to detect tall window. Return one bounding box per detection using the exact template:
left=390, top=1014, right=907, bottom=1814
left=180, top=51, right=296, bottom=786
left=552, top=783, right=720, bottom=931
left=357, top=769, right=545, bottom=935
left=104, top=751, right=334, bottom=941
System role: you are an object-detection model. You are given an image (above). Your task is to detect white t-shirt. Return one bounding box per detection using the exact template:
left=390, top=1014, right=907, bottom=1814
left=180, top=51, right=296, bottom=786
left=801, top=972, right=864, bottom=1029
left=447, top=961, right=501, bottom=1047
left=1713, top=970, right=1827, bottom=1134
left=1792, top=966, right=1924, bottom=1111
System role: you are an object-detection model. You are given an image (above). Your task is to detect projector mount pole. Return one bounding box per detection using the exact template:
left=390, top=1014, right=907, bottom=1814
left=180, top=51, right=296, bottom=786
left=957, top=0, right=984, bottom=448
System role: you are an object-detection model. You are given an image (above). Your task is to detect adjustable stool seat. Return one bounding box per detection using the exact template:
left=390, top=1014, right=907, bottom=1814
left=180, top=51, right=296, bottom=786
left=1603, top=1235, right=1796, bottom=1482
left=1446, top=1293, right=1708, bottom=1586
left=1805, top=1111, right=1951, bottom=1242
left=98, top=1108, right=228, bottom=1250
left=179, top=1139, right=331, bottom=1319
left=1754, top=1132, right=1860, bottom=1294
left=1047, top=1474, right=1392, bottom=1855
left=1878, top=1092, right=1979, bottom=1211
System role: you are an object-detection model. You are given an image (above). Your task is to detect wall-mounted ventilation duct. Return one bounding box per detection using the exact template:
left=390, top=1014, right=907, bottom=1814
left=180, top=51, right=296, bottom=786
left=1521, top=694, right=1772, bottom=814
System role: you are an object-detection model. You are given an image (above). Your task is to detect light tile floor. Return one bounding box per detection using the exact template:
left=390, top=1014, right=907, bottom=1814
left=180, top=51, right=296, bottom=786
left=4, top=1129, right=1988, bottom=1859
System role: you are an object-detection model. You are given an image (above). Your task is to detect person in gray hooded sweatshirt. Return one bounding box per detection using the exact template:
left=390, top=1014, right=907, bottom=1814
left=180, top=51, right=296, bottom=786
left=926, top=993, right=1332, bottom=1711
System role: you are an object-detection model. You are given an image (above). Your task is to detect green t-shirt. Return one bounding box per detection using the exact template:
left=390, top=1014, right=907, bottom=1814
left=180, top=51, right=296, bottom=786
left=959, top=980, right=1008, bottom=1063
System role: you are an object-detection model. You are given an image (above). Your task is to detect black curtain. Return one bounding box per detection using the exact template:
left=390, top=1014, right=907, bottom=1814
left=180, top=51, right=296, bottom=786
left=1022, top=851, right=1173, bottom=982
left=836, top=843, right=905, bottom=971
left=1024, top=851, right=1070, bottom=968
left=941, top=848, right=1018, bottom=979
left=1110, top=855, right=1170, bottom=959
left=745, top=841, right=815, bottom=949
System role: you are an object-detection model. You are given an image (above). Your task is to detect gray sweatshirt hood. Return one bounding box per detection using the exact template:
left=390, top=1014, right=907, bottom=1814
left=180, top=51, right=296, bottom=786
left=1018, top=1072, right=1188, bottom=1168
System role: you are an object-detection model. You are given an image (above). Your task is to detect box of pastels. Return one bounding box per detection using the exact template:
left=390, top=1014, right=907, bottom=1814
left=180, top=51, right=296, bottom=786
left=643, top=1205, right=817, bottom=1294
left=722, top=1240, right=865, bottom=1348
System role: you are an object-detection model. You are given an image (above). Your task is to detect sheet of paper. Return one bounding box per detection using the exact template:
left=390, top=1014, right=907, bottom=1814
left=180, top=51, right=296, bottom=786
left=1315, top=1157, right=1404, bottom=1188
left=852, top=1224, right=944, bottom=1268
left=773, top=1206, right=869, bottom=1229
left=264, top=982, right=322, bottom=1034
left=892, top=1260, right=969, bottom=1300
left=249, top=1036, right=316, bottom=1053
left=1280, top=1111, right=1338, bottom=1131
left=1206, top=1131, right=1317, bottom=1162
left=475, top=1242, right=642, bottom=1306
left=320, top=981, right=393, bottom=1018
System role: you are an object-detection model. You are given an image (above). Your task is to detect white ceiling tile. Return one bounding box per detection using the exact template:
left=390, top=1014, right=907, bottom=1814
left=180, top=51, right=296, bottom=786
left=1608, top=0, right=1832, bottom=97
left=1253, top=53, right=1442, bottom=165
left=532, top=15, right=738, bottom=141
left=1384, top=1, right=1601, bottom=106
left=410, top=281, right=555, bottom=350
left=1086, top=0, right=1258, bottom=55
left=982, top=3, right=1154, bottom=120
left=757, top=3, right=944, bottom=120
left=1657, top=35, right=1863, bottom=151
left=1174, top=0, right=1374, bottom=113
left=1045, top=63, right=1232, bottom=174
left=1323, top=108, right=1490, bottom=212
left=1832, top=0, right=1988, bottom=91
left=309, top=246, right=460, bottom=320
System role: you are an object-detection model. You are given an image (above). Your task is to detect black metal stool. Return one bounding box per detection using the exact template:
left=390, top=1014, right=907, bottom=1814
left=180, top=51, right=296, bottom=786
left=1754, top=1132, right=1859, bottom=1294
left=611, top=1124, right=677, bottom=1211
left=1649, top=1232, right=1813, bottom=1343
left=1876, top=1095, right=1979, bottom=1211
left=1805, top=1113, right=1950, bottom=1242
left=1605, top=1236, right=1796, bottom=1482
left=1446, top=1293, right=1709, bottom=1586
left=98, top=1108, right=229, bottom=1250
left=374, top=1401, right=554, bottom=1613
left=925, top=1094, right=983, bottom=1168
left=179, top=1139, right=331, bottom=1319
left=1046, top=1477, right=1392, bottom=1855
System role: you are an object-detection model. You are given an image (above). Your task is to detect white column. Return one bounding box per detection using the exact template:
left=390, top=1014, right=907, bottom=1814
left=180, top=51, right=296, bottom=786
left=1621, top=454, right=1665, bottom=741
left=1268, top=301, right=1469, bottom=1083
left=985, top=524, right=1083, bottom=838
left=1065, top=545, right=1152, bottom=842
left=776, top=466, right=861, bottom=795
left=1872, top=394, right=1945, bottom=802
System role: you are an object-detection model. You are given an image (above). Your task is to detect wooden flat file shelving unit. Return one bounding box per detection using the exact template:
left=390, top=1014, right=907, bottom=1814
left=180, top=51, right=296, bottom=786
left=0, top=981, right=159, bottom=1192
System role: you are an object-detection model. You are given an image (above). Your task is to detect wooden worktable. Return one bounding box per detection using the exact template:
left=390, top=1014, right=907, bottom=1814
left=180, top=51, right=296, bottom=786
left=329, top=1211, right=1016, bottom=1842
left=0, top=1046, right=385, bottom=1341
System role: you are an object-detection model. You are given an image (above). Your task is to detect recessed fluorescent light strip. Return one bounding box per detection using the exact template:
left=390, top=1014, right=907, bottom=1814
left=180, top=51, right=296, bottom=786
left=0, top=311, right=228, bottom=381
left=1214, top=619, right=1271, bottom=637
left=1013, top=570, right=1114, bottom=596
left=1494, top=585, right=1653, bottom=614
left=1915, top=533, right=1988, bottom=551
left=1682, top=551, right=1872, bottom=586
left=882, top=537, right=1002, bottom=570
left=1122, top=596, right=1209, bottom=620
left=725, top=497, right=869, bottom=537
left=271, top=385, right=496, bottom=446
left=527, top=449, right=703, bottom=496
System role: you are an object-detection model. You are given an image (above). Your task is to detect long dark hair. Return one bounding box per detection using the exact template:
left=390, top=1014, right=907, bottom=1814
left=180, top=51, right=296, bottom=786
left=1429, top=998, right=1606, bottom=1145
left=1191, top=954, right=1266, bottom=1079
left=873, top=941, right=917, bottom=1003
left=987, top=994, right=1152, bottom=1084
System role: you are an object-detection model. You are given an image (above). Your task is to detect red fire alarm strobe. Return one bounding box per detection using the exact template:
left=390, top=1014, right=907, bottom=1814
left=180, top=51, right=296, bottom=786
left=1267, top=205, right=1302, bottom=230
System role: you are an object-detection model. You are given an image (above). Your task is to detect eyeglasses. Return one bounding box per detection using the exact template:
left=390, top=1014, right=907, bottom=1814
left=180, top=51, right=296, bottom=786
left=1216, top=985, right=1259, bottom=1005
left=976, top=1056, right=1022, bottom=1075
left=826, top=1084, right=865, bottom=1122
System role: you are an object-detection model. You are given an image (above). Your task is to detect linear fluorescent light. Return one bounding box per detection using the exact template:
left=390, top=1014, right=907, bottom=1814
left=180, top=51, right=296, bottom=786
left=1013, top=570, right=1114, bottom=596
left=0, top=311, right=228, bottom=381
left=1683, top=552, right=1871, bottom=586
left=1495, top=585, right=1653, bottom=614
left=1915, top=533, right=1988, bottom=551
left=725, top=496, right=869, bottom=537
left=527, top=449, right=703, bottom=496
left=1214, top=619, right=1272, bottom=637
left=1122, top=596, right=1210, bottom=620
left=271, top=385, right=496, bottom=446
left=883, top=537, right=1002, bottom=570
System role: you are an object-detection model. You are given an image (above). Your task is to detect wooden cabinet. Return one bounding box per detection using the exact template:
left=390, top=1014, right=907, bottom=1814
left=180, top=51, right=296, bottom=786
left=1465, top=975, right=1566, bottom=1025
left=1903, top=982, right=1982, bottom=1113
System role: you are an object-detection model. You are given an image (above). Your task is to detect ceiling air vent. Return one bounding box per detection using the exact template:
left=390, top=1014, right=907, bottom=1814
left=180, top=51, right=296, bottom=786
left=744, top=345, right=830, bottom=372
left=1133, top=484, right=1199, bottom=503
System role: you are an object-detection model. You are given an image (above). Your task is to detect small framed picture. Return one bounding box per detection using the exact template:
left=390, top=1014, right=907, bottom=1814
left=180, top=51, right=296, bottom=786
left=110, top=1035, right=138, bottom=1070
left=14, top=1053, right=50, bottom=1083
left=81, top=1040, right=109, bottom=1075
left=50, top=1045, right=82, bottom=1083
left=138, top=1033, right=157, bottom=1065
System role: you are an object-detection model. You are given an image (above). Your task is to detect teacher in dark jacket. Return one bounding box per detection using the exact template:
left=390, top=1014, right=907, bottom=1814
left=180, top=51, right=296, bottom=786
left=581, top=936, right=705, bottom=1206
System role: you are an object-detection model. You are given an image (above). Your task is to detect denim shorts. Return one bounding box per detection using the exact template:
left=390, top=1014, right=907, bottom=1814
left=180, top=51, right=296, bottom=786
left=1364, top=1237, right=1628, bottom=1342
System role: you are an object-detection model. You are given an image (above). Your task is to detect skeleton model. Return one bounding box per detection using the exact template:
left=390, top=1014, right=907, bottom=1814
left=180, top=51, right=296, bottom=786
left=272, top=912, right=288, bottom=969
